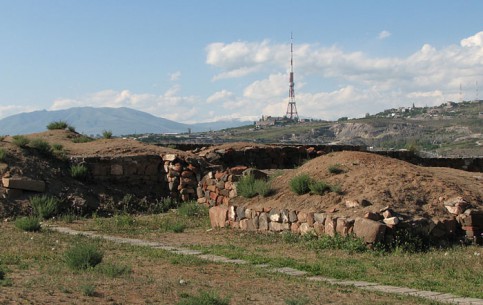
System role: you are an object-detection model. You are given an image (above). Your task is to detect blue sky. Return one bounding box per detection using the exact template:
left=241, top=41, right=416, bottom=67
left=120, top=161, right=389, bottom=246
left=1, top=0, right=482, bottom=122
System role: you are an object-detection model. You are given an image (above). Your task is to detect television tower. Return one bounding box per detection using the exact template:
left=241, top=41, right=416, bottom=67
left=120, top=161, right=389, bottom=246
left=285, top=33, right=299, bottom=120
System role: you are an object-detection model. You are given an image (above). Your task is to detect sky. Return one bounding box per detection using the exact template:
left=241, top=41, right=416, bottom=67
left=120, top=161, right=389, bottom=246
left=1, top=0, right=482, bottom=123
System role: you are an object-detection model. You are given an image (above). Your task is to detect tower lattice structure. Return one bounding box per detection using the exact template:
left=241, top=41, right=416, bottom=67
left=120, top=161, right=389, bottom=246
left=285, top=33, right=299, bottom=120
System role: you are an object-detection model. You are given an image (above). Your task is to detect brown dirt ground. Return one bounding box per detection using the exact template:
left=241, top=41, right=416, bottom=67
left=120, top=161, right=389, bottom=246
left=234, top=151, right=483, bottom=219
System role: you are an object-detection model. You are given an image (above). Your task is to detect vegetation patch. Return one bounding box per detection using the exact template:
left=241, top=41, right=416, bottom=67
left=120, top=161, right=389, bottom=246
left=71, top=135, right=94, bottom=143
left=178, top=201, right=208, bottom=218
left=237, top=174, right=273, bottom=198
left=70, top=164, right=88, bottom=180
left=11, top=135, right=30, bottom=148
left=102, top=130, right=113, bottom=139
left=328, top=163, right=345, bottom=174
left=64, top=242, right=104, bottom=270
left=96, top=262, right=132, bottom=278
left=46, top=120, right=70, bottom=130
left=308, top=180, right=331, bottom=195
left=176, top=291, right=230, bottom=305
left=80, top=283, right=96, bottom=296
left=0, top=148, right=6, bottom=162
left=31, top=195, right=61, bottom=219
left=289, top=174, right=312, bottom=195
left=14, top=216, right=41, bottom=232
left=29, top=138, right=52, bottom=156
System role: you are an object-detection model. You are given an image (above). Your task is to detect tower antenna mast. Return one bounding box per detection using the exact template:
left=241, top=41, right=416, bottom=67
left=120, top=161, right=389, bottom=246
left=285, top=32, right=299, bottom=120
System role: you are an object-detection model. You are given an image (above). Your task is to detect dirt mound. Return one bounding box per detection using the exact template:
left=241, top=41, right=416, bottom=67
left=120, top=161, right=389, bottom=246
left=239, top=151, right=482, bottom=219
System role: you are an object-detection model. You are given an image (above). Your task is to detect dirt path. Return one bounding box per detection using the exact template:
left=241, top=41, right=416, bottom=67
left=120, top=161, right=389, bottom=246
left=48, top=225, right=483, bottom=305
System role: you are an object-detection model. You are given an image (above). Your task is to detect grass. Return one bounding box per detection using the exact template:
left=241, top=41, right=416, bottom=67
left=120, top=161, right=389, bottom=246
left=178, top=201, right=208, bottom=218
left=30, top=195, right=61, bottom=219
left=46, top=120, right=69, bottom=130
left=289, top=174, right=312, bottom=195
left=0, top=148, right=6, bottom=162
left=14, top=216, right=41, bottom=232
left=71, top=135, right=94, bottom=143
left=80, top=284, right=96, bottom=296
left=11, top=135, right=30, bottom=148
left=177, top=291, right=230, bottom=305
left=102, top=130, right=113, bottom=139
left=70, top=164, right=88, bottom=180
left=29, top=138, right=52, bottom=156
left=64, top=242, right=103, bottom=270
left=96, top=262, right=132, bottom=278
left=308, top=180, right=331, bottom=195
left=236, top=174, right=273, bottom=198
left=328, top=163, right=345, bottom=174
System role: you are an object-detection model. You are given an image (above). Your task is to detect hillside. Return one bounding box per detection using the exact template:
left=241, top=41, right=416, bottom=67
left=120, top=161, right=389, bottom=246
left=0, top=107, right=251, bottom=136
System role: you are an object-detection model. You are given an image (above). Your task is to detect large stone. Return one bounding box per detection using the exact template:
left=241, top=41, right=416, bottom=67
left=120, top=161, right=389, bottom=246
left=269, top=222, right=290, bottom=232
left=325, top=217, right=337, bottom=237
left=299, top=223, right=314, bottom=235
left=313, top=213, right=326, bottom=224
left=163, top=154, right=177, bottom=161
left=306, top=212, right=315, bottom=226
left=336, top=218, right=353, bottom=236
left=281, top=209, right=290, bottom=223
left=258, top=212, right=269, bottom=231
left=291, top=222, right=300, bottom=233
left=353, top=218, right=386, bottom=243
left=269, top=209, right=281, bottom=222
left=314, top=222, right=325, bottom=235
left=364, top=212, right=382, bottom=221
left=240, top=218, right=258, bottom=231
left=228, top=206, right=236, bottom=221
left=236, top=206, right=246, bottom=221
left=445, top=205, right=463, bottom=215
left=345, top=200, right=360, bottom=208
left=242, top=168, right=268, bottom=180
left=297, top=212, right=307, bottom=222
left=288, top=210, right=298, bottom=223
left=209, top=206, right=228, bottom=228
left=2, top=177, right=45, bottom=192
left=383, top=217, right=400, bottom=226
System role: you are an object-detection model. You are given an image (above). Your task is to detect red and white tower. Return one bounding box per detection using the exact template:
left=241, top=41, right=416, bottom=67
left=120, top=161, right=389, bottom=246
left=285, top=33, right=299, bottom=120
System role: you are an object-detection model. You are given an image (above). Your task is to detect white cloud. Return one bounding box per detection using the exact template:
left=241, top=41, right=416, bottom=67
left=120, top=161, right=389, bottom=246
left=0, top=105, right=37, bottom=120
left=170, top=71, right=181, bottom=81
left=243, top=73, right=286, bottom=99
left=461, top=31, right=483, bottom=47
left=378, top=30, right=392, bottom=40
left=207, top=90, right=233, bottom=104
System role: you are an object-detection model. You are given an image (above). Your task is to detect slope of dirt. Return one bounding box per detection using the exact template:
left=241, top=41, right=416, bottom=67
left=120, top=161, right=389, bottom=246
left=237, top=151, right=483, bottom=219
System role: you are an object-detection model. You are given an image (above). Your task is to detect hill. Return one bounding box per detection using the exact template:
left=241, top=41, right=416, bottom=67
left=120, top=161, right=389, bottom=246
left=0, top=107, right=251, bottom=136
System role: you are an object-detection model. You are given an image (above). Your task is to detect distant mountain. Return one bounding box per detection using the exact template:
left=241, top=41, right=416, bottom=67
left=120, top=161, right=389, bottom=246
left=0, top=107, right=251, bottom=136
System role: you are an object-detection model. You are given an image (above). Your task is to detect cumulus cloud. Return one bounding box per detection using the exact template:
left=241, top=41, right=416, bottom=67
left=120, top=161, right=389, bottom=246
left=207, top=90, right=233, bottom=104
left=378, top=30, right=392, bottom=40
left=170, top=71, right=181, bottom=81
left=0, top=105, right=37, bottom=120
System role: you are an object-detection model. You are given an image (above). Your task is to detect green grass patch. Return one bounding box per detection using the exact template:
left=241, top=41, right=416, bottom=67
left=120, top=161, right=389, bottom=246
left=96, top=262, right=132, bottom=278
left=308, top=180, right=331, bottom=195
left=0, top=148, right=6, bottom=162
left=328, top=163, right=344, bottom=174
left=72, top=135, right=94, bottom=143
left=64, top=242, right=103, bottom=270
left=178, top=201, right=208, bottom=218
left=14, top=216, right=41, bottom=232
left=11, top=135, right=30, bottom=148
left=70, top=164, right=88, bottom=180
left=30, top=195, right=61, bottom=219
left=289, top=174, right=312, bottom=195
left=237, top=174, right=273, bottom=198
left=80, top=283, right=96, bottom=296
left=177, top=291, right=230, bottom=305
left=46, top=120, right=69, bottom=130
left=29, top=138, right=52, bottom=156
left=102, top=130, right=113, bottom=139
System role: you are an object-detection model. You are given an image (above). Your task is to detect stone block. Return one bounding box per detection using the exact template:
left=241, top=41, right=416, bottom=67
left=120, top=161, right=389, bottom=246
left=110, top=164, right=123, bottom=176
left=2, top=177, right=45, bottom=192
left=306, top=212, right=315, bottom=226
left=197, top=197, right=207, bottom=204
left=291, top=222, right=300, bottom=233
left=325, top=217, right=337, bottom=237
left=240, top=217, right=258, bottom=231
left=383, top=217, right=400, bottom=226
left=259, top=212, right=269, bottom=231
left=269, top=222, right=290, bottom=232
left=314, top=222, right=325, bottom=235
left=209, top=205, right=228, bottom=228
left=281, top=209, right=289, bottom=223
left=297, top=212, right=307, bottom=222
left=345, top=200, right=359, bottom=208
left=288, top=210, right=298, bottom=223
left=228, top=206, right=236, bottom=221
left=353, top=218, right=386, bottom=243
left=269, top=209, right=281, bottom=222
left=163, top=154, right=177, bottom=161
left=336, top=218, right=353, bottom=236
left=364, top=212, right=382, bottom=221
left=299, top=223, right=314, bottom=235
left=313, top=213, right=326, bottom=224
left=236, top=206, right=246, bottom=221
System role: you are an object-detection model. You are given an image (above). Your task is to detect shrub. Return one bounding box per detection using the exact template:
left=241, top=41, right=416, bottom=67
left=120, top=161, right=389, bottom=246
left=328, top=163, right=344, bottom=174
left=102, top=130, right=113, bottom=139
left=96, top=263, right=132, bottom=278
left=178, top=201, right=208, bottom=218
left=67, top=126, right=76, bottom=132
left=171, top=222, right=187, bottom=233
left=70, top=164, right=88, bottom=180
left=14, top=217, right=41, bottom=232
left=64, top=242, right=103, bottom=270
left=289, top=174, right=312, bottom=195
left=236, top=175, right=257, bottom=198
left=51, top=143, right=63, bottom=151
left=330, top=184, right=343, bottom=194
left=308, top=180, right=331, bottom=195
left=47, top=120, right=69, bottom=130
left=177, top=291, right=230, bottom=305
left=72, top=135, right=93, bottom=143
left=11, top=135, right=29, bottom=148
left=80, top=284, right=96, bottom=296
left=30, top=195, right=60, bottom=219
left=29, top=138, right=52, bottom=156
left=0, top=148, right=6, bottom=162
left=253, top=179, right=273, bottom=197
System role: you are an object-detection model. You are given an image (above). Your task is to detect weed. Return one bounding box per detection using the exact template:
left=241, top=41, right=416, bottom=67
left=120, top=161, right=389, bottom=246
left=70, top=164, right=88, bottom=180
left=102, top=130, right=113, bottom=139
left=308, top=180, right=331, bottom=195
left=171, top=222, right=186, bottom=233
left=14, top=216, right=41, bottom=232
left=177, top=291, right=230, bottom=305
left=306, top=235, right=367, bottom=254
left=46, top=120, right=69, bottom=130
left=285, top=297, right=309, bottom=305
left=96, top=263, right=132, bottom=278
left=64, top=242, right=103, bottom=270
left=67, top=125, right=76, bottom=132
left=80, top=284, right=96, bottom=296
left=51, top=143, right=63, bottom=151
left=30, top=195, right=60, bottom=219
left=253, top=179, right=273, bottom=197
left=178, top=201, right=208, bottom=218
left=12, top=135, right=30, bottom=148
left=236, top=174, right=257, bottom=198
left=289, top=174, right=312, bottom=195
left=0, top=148, right=6, bottom=162
left=72, top=135, right=93, bottom=143
left=29, top=138, right=52, bottom=156
left=328, top=163, right=345, bottom=174
left=330, top=184, right=343, bottom=194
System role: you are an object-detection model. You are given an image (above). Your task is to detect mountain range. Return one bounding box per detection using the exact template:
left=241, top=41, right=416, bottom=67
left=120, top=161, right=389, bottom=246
left=0, top=107, right=252, bottom=136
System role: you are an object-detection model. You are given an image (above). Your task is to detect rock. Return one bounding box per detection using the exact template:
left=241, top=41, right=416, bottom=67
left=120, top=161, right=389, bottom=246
left=345, top=200, right=360, bottom=208
left=269, top=209, right=281, bottom=222
left=269, top=222, right=290, bottom=232
left=245, top=208, right=253, bottom=219
left=361, top=199, right=372, bottom=207
left=336, top=218, right=353, bottom=236
left=443, top=196, right=469, bottom=209
left=299, top=223, right=314, bottom=235
left=258, top=213, right=269, bottom=231
left=2, top=177, right=45, bottom=192
left=306, top=212, right=315, bottom=226
left=236, top=206, right=246, bottom=221
left=326, top=207, right=338, bottom=213
left=297, top=212, right=307, bottom=222
left=209, top=206, right=228, bottom=228
left=163, top=154, right=177, bottom=161
left=291, top=222, right=300, bottom=233
left=242, top=168, right=268, bottom=180
left=197, top=197, right=207, bottom=204
left=383, top=217, right=400, bottom=226
left=288, top=210, right=298, bottom=223
left=364, top=212, right=382, bottom=221
left=314, top=222, right=325, bottom=235
left=228, top=206, right=236, bottom=221
left=240, top=218, right=258, bottom=231
left=230, top=166, right=248, bottom=175
left=196, top=186, right=204, bottom=198
left=325, top=217, right=337, bottom=237
left=313, top=213, right=326, bottom=224
left=445, top=205, right=463, bottom=215
left=281, top=209, right=290, bottom=223
left=382, top=209, right=393, bottom=219
left=353, top=218, right=386, bottom=243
